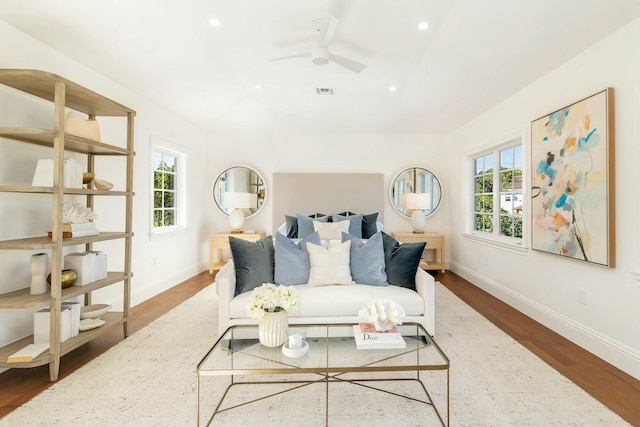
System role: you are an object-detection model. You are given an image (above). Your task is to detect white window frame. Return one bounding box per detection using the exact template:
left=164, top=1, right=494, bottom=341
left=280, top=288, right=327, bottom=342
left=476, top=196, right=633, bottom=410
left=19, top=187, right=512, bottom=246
left=464, top=134, right=528, bottom=252
left=150, top=136, right=187, bottom=236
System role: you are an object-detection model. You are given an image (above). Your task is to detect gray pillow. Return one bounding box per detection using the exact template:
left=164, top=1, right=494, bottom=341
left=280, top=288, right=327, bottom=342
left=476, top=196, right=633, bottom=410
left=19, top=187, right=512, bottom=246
left=284, top=215, right=298, bottom=238
left=274, top=232, right=321, bottom=285
left=229, top=235, right=274, bottom=296
left=333, top=213, right=363, bottom=238
left=361, top=212, right=379, bottom=239
left=381, top=232, right=425, bottom=290
left=296, top=214, right=328, bottom=238
left=341, top=231, right=387, bottom=286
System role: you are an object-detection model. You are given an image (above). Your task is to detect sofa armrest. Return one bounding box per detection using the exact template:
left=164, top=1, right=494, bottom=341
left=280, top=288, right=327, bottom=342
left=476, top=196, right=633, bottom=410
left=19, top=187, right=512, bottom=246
left=215, top=260, right=236, bottom=334
left=414, top=268, right=436, bottom=335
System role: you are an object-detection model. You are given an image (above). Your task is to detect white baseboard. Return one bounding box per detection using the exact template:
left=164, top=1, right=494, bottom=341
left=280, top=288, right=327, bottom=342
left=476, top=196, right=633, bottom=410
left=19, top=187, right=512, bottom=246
left=449, top=260, right=640, bottom=381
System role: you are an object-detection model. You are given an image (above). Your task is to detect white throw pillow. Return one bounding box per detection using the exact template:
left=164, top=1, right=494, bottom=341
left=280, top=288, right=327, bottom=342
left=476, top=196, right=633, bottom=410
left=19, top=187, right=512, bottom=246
left=306, top=240, right=354, bottom=286
left=313, top=220, right=350, bottom=240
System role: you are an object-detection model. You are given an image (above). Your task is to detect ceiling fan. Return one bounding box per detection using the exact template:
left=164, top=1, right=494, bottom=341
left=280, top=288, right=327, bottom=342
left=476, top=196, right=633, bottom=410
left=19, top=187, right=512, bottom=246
left=269, top=14, right=366, bottom=73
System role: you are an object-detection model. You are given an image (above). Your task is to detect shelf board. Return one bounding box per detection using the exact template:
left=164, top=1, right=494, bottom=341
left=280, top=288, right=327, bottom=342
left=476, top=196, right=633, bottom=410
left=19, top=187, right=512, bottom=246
left=0, top=231, right=132, bottom=250
left=0, top=312, right=125, bottom=369
left=0, top=272, right=129, bottom=309
left=0, top=185, right=130, bottom=196
left=0, top=69, right=135, bottom=117
left=0, top=127, right=130, bottom=155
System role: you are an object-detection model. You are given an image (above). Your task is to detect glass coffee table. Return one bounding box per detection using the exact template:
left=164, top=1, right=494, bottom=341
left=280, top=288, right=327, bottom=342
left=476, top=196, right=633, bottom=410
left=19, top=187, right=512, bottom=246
left=197, top=323, right=449, bottom=427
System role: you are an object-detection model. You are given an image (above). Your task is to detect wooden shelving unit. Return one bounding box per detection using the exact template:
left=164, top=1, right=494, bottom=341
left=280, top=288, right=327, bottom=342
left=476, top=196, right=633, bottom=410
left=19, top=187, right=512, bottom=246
left=0, top=69, right=135, bottom=381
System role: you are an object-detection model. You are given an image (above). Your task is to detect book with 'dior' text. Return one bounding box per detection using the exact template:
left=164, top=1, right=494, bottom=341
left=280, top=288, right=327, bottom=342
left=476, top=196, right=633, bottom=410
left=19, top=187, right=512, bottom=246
left=353, top=324, right=406, bottom=350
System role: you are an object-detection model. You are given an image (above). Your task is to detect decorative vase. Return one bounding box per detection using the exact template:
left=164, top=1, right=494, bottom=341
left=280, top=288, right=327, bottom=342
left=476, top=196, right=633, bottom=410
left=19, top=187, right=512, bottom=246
left=30, top=253, right=49, bottom=295
left=258, top=310, right=288, bottom=347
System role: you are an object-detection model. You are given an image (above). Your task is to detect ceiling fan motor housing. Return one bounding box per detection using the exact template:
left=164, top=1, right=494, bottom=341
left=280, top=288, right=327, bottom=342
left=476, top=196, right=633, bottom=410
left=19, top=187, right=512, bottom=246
left=311, top=47, right=330, bottom=65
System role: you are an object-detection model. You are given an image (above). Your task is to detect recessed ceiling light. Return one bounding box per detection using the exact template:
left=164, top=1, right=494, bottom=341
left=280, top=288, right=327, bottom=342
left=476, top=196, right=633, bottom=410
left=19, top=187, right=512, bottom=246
left=208, top=18, right=222, bottom=27
left=417, top=21, right=430, bottom=31
left=254, top=84, right=263, bottom=90
left=389, top=86, right=398, bottom=92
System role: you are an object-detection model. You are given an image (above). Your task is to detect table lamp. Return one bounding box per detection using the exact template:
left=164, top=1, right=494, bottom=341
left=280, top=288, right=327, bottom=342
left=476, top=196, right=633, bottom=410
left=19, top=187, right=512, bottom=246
left=223, top=192, right=256, bottom=233
left=405, top=192, right=432, bottom=234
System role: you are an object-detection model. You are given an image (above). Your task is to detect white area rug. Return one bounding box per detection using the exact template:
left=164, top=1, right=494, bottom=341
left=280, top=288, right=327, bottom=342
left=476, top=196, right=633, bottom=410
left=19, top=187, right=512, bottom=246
left=0, top=283, right=629, bottom=427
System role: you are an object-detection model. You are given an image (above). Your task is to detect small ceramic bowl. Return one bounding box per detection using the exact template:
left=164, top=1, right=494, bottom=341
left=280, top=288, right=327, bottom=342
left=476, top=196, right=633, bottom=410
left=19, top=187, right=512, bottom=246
left=281, top=340, right=309, bottom=358
left=80, top=303, right=111, bottom=319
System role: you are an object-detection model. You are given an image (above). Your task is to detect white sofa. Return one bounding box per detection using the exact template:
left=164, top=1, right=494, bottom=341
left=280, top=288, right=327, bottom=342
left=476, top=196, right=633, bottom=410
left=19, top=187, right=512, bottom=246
left=215, top=260, right=436, bottom=337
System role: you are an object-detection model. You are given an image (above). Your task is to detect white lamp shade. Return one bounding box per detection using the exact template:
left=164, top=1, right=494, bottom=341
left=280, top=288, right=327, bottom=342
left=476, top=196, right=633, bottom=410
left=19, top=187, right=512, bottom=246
left=405, top=192, right=432, bottom=210
left=223, top=192, right=256, bottom=210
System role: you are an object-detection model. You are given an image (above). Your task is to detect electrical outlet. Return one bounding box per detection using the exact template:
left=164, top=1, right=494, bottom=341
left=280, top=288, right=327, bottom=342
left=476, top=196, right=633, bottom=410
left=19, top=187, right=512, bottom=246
left=578, top=289, right=587, bottom=305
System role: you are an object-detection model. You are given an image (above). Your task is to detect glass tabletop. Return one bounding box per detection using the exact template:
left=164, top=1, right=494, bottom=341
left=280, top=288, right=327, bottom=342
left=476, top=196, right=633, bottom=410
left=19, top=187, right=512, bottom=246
left=197, top=323, right=449, bottom=376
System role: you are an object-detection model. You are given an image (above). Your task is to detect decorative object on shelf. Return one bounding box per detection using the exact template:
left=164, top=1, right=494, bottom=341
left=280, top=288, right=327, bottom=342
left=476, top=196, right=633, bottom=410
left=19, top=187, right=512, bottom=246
left=404, top=192, right=432, bottom=233
left=29, top=253, right=49, bottom=295
left=31, top=158, right=83, bottom=188
left=358, top=298, right=406, bottom=332
left=246, top=283, right=300, bottom=347
left=63, top=202, right=97, bottom=223
left=223, top=191, right=257, bottom=233
left=82, top=172, right=95, bottom=185
left=80, top=303, right=111, bottom=319
left=47, top=269, right=77, bottom=289
left=92, top=178, right=114, bottom=191
left=64, top=111, right=101, bottom=141
left=79, top=318, right=106, bottom=331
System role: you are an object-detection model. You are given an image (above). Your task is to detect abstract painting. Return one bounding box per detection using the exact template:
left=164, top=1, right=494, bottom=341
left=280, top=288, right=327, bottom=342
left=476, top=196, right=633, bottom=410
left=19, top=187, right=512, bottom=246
left=530, top=88, right=614, bottom=267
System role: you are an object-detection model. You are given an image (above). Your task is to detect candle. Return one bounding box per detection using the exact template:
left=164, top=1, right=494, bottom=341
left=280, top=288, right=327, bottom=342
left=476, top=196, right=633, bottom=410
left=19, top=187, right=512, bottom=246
left=289, top=333, right=302, bottom=349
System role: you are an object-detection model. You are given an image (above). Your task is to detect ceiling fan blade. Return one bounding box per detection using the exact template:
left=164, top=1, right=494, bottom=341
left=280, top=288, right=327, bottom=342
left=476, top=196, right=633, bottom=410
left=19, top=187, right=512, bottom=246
left=269, top=52, right=311, bottom=62
left=330, top=54, right=366, bottom=73
left=319, top=14, right=338, bottom=47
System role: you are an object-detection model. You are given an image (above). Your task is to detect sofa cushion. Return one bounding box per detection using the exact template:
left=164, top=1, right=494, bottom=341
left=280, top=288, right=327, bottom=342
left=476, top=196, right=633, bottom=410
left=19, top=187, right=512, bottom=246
left=274, top=231, right=321, bottom=286
left=361, top=212, right=379, bottom=239
left=284, top=215, right=298, bottom=238
left=313, top=220, right=350, bottom=240
left=297, top=214, right=329, bottom=238
left=341, top=231, right=387, bottom=285
left=381, top=232, right=425, bottom=290
left=306, top=240, right=354, bottom=286
left=229, top=283, right=424, bottom=319
left=229, top=235, right=274, bottom=296
left=332, top=213, right=363, bottom=238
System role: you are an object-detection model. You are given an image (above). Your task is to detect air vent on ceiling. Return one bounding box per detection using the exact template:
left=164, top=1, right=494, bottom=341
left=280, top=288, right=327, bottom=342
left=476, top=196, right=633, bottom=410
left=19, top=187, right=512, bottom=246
left=316, top=87, right=336, bottom=95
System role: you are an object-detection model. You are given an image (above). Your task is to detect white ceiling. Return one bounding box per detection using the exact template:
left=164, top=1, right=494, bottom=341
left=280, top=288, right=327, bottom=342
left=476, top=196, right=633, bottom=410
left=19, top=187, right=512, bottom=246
left=1, top=0, right=639, bottom=134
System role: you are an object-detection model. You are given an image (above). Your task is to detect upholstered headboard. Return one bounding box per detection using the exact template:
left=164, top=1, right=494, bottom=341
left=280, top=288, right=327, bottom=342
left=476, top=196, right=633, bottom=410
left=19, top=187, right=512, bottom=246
left=272, top=173, right=385, bottom=234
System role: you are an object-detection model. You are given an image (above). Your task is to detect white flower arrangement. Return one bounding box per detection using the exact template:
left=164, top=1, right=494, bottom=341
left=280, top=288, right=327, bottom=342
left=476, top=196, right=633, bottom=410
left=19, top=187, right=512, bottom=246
left=246, top=283, right=300, bottom=319
left=63, top=202, right=97, bottom=223
left=358, top=298, right=406, bottom=332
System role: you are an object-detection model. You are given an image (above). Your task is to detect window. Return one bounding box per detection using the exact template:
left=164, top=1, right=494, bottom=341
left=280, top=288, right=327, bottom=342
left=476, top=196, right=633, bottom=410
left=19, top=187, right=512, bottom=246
left=472, top=140, right=523, bottom=241
left=151, top=138, right=187, bottom=233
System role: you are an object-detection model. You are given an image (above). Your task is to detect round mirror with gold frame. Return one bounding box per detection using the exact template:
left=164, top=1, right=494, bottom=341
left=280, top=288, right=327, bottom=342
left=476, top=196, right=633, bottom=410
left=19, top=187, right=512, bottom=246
left=389, top=166, right=442, bottom=218
left=212, top=165, right=267, bottom=219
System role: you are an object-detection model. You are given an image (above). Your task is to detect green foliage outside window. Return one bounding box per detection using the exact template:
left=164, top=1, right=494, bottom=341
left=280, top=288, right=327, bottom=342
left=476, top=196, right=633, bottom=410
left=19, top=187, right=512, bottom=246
left=153, top=155, right=177, bottom=228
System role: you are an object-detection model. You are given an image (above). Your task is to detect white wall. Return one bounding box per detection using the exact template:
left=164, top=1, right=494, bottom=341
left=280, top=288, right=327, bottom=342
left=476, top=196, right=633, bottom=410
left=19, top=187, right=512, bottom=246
left=0, top=21, right=210, bottom=353
left=447, top=17, right=640, bottom=379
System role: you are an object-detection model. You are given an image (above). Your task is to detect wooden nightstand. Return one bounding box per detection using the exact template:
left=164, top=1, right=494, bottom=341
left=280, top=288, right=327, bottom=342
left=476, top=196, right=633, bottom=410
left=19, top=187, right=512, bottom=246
left=390, top=231, right=446, bottom=273
left=209, top=231, right=267, bottom=275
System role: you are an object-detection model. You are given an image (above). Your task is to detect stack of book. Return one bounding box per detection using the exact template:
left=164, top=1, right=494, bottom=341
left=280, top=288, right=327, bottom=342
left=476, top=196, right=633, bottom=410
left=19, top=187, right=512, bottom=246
left=48, top=222, right=99, bottom=239
left=64, top=251, right=108, bottom=285
left=33, top=302, right=81, bottom=344
left=352, top=323, right=407, bottom=350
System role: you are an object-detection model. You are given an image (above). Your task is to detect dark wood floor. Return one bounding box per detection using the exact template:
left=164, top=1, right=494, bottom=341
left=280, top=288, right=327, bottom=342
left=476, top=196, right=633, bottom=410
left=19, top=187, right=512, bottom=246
left=1, top=270, right=639, bottom=425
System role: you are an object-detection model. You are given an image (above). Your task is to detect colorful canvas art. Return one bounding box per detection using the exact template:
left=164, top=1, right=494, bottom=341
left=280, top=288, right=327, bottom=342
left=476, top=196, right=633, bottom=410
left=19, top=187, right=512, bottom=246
left=530, top=89, right=613, bottom=266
